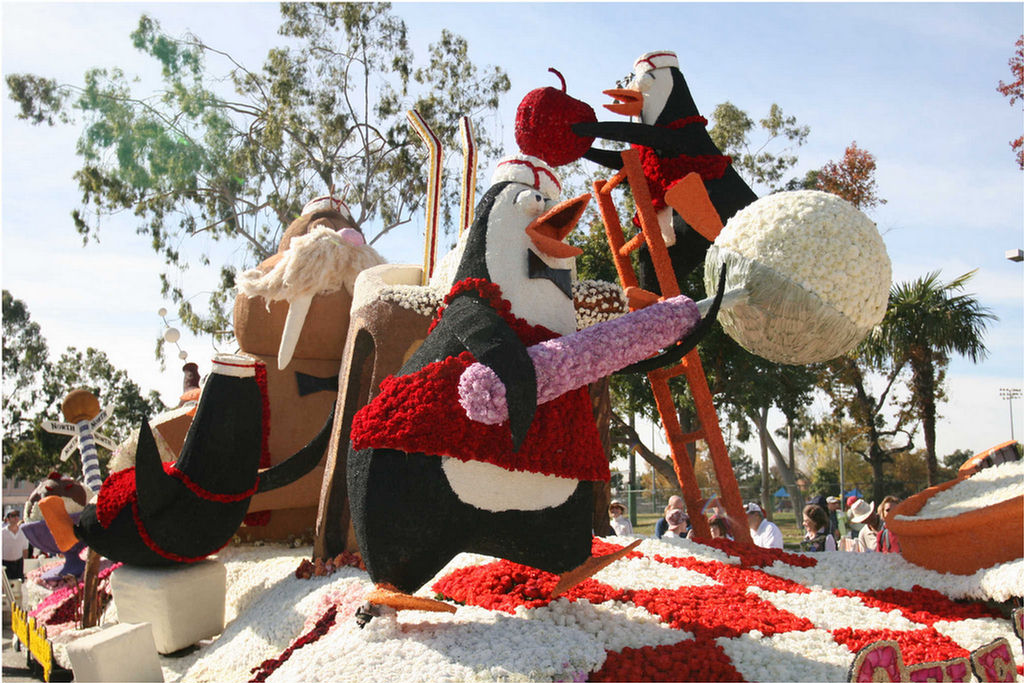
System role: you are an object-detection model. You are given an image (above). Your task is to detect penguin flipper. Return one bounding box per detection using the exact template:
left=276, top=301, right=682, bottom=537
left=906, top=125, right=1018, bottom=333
left=135, top=419, right=179, bottom=519
left=257, top=404, right=336, bottom=493
left=572, top=121, right=686, bottom=156
left=581, top=147, right=625, bottom=170
left=443, top=296, right=537, bottom=450
left=616, top=265, right=727, bottom=375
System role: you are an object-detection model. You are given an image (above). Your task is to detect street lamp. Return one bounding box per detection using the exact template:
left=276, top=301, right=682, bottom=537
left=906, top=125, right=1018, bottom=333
left=999, top=388, right=1021, bottom=440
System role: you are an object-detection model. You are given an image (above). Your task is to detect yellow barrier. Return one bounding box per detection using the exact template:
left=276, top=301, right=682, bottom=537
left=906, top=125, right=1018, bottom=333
left=11, top=603, right=28, bottom=651
left=28, top=614, right=55, bottom=682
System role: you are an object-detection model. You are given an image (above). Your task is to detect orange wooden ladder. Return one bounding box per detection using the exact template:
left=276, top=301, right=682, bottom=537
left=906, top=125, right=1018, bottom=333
left=592, top=148, right=752, bottom=544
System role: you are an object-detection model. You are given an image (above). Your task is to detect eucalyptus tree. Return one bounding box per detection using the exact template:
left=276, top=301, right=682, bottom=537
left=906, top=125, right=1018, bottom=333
left=6, top=3, right=509, bottom=351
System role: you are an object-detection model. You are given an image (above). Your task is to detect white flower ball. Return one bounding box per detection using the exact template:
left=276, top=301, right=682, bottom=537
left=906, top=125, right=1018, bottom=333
left=705, top=190, right=891, bottom=364
left=163, top=327, right=181, bottom=343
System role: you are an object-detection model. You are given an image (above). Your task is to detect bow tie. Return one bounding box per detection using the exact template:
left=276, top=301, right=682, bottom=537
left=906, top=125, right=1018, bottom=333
left=527, top=250, right=573, bottom=299
left=295, top=372, right=339, bottom=397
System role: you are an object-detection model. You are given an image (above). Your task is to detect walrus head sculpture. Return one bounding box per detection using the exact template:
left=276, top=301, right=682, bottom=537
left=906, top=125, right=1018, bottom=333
left=234, top=197, right=386, bottom=370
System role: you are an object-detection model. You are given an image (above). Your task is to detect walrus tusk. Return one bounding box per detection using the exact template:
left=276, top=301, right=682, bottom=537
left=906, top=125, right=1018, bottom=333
left=278, top=293, right=313, bottom=370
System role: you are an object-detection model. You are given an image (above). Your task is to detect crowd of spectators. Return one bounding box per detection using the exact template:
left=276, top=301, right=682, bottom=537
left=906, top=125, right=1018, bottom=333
left=607, top=491, right=903, bottom=555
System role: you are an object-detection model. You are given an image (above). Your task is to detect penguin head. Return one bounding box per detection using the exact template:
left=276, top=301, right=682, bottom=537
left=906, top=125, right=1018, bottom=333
left=603, top=50, right=697, bottom=126
left=454, top=155, right=589, bottom=335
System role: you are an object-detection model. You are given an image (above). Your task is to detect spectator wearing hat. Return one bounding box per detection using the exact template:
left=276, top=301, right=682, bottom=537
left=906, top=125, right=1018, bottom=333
left=2, top=508, right=30, bottom=581
left=848, top=499, right=882, bottom=552
left=846, top=496, right=865, bottom=538
left=654, top=496, right=687, bottom=539
left=662, top=508, right=691, bottom=539
left=608, top=500, right=633, bottom=537
left=745, top=502, right=783, bottom=549
left=827, top=496, right=848, bottom=539
left=875, top=495, right=902, bottom=554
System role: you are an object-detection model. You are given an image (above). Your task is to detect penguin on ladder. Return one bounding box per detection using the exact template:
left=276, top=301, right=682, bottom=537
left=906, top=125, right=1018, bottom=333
left=347, top=154, right=721, bottom=624
left=573, top=50, right=758, bottom=294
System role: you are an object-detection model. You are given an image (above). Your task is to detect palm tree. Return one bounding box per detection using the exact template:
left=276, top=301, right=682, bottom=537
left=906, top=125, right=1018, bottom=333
left=870, top=270, right=996, bottom=486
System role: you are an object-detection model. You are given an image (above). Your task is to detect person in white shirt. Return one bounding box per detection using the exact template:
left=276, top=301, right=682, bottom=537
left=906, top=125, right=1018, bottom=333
left=848, top=499, right=881, bottom=552
left=2, top=508, right=31, bottom=580
left=608, top=500, right=633, bottom=536
left=745, top=502, right=784, bottom=549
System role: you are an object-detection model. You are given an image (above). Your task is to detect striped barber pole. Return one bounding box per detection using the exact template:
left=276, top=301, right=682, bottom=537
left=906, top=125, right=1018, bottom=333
left=75, top=419, right=105, bottom=494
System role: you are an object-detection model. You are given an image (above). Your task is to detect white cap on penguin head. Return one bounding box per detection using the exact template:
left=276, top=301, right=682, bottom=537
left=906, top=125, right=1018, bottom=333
left=492, top=154, right=562, bottom=202
left=633, top=50, right=679, bottom=75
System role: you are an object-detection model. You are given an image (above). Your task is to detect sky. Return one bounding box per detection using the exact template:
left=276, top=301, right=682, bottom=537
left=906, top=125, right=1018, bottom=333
left=2, top=2, right=1022, bottom=478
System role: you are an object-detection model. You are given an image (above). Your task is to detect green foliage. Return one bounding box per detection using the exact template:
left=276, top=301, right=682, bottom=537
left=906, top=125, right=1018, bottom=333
left=1, top=291, right=165, bottom=483
left=869, top=270, right=995, bottom=484
left=6, top=4, right=510, bottom=354
left=709, top=101, right=809, bottom=193
left=942, top=448, right=973, bottom=471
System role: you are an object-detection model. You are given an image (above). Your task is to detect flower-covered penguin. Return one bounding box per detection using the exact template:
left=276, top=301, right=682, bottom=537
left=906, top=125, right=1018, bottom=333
left=346, top=155, right=722, bottom=621
left=573, top=50, right=758, bottom=294
left=38, top=354, right=334, bottom=566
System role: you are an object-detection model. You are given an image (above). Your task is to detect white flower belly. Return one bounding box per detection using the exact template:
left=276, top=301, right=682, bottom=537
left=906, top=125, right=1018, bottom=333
left=441, top=457, right=578, bottom=512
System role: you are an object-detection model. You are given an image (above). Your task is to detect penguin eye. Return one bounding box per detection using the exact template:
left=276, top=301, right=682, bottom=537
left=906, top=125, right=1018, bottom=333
left=514, top=189, right=546, bottom=218
left=633, top=72, right=654, bottom=93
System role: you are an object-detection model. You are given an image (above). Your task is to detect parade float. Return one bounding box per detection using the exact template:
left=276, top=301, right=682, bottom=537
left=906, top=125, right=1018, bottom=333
left=11, top=50, right=1023, bottom=683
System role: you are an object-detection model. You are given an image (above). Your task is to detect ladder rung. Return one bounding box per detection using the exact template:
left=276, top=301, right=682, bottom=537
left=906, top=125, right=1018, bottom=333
left=619, top=231, right=646, bottom=256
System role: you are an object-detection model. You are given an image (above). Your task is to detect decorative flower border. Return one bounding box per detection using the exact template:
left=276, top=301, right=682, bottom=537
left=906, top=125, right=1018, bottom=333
left=30, top=536, right=1019, bottom=681
left=129, top=537, right=1023, bottom=682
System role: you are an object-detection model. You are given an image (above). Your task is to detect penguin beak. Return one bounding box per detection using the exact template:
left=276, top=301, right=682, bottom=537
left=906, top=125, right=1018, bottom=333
left=603, top=88, right=643, bottom=117
left=524, top=194, right=590, bottom=259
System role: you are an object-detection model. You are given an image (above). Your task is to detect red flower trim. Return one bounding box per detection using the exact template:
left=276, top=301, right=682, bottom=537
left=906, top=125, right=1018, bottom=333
left=629, top=584, right=816, bottom=640
left=353, top=277, right=609, bottom=480
left=130, top=500, right=231, bottom=564
left=166, top=463, right=259, bottom=503
left=832, top=627, right=970, bottom=666
left=428, top=278, right=534, bottom=338
left=254, top=362, right=272, bottom=469
left=243, top=510, right=271, bottom=526
left=98, top=462, right=258, bottom=529
left=654, top=554, right=811, bottom=595
left=637, top=147, right=733, bottom=211
left=692, top=536, right=817, bottom=568
left=592, top=636, right=746, bottom=682
left=664, top=115, right=709, bottom=130
left=249, top=604, right=339, bottom=682
left=832, top=586, right=1001, bottom=626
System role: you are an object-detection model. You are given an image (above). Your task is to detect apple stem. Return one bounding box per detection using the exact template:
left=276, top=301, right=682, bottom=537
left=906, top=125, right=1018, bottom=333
left=548, top=68, right=567, bottom=93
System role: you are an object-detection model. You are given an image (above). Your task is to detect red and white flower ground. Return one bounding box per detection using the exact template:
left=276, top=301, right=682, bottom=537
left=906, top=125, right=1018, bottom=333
left=153, top=536, right=1022, bottom=682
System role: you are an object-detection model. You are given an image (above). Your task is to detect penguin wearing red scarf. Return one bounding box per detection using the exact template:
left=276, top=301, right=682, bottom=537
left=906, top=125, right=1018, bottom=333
left=573, top=50, right=757, bottom=294
left=40, top=354, right=334, bottom=566
left=347, top=155, right=645, bottom=622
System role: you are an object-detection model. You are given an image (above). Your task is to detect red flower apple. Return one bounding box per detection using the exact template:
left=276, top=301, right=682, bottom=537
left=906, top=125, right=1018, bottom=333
left=515, top=68, right=597, bottom=167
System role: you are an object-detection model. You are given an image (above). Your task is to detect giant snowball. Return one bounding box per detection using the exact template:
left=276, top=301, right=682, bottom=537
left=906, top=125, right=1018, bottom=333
left=704, top=190, right=891, bottom=365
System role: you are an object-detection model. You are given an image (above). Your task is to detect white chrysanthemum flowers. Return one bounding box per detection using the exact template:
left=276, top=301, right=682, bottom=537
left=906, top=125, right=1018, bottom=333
left=705, top=190, right=891, bottom=365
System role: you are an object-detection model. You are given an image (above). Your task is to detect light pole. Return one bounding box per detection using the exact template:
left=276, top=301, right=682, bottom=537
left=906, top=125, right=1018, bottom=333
left=837, top=434, right=861, bottom=501
left=999, top=388, right=1021, bottom=441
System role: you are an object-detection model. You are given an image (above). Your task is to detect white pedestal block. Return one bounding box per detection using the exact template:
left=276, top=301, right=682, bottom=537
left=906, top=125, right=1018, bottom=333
left=66, top=622, right=164, bottom=682
left=111, top=559, right=226, bottom=654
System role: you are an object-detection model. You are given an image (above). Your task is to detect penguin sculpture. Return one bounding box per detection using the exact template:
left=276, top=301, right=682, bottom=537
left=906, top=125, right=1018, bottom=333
left=39, top=354, right=333, bottom=566
left=347, top=155, right=721, bottom=622
left=572, top=50, right=757, bottom=294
